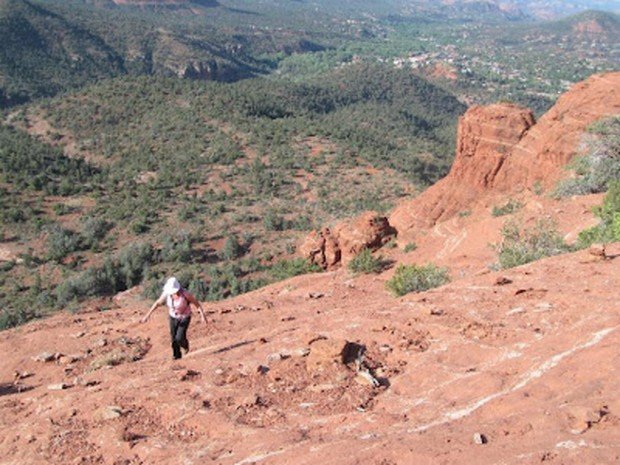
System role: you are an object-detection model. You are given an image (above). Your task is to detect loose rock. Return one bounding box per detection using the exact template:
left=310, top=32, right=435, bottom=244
left=473, top=433, right=488, bottom=445
left=47, top=383, right=69, bottom=391
left=564, top=405, right=608, bottom=434
left=495, top=276, right=513, bottom=285
left=95, top=406, right=123, bottom=421
left=588, top=243, right=606, bottom=259
left=33, top=352, right=62, bottom=363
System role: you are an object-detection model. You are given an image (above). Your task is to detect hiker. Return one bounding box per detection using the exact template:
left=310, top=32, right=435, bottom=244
left=141, top=277, right=207, bottom=360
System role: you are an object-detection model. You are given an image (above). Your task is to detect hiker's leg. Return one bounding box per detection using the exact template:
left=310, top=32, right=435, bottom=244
left=176, top=316, right=191, bottom=352
left=169, top=316, right=182, bottom=359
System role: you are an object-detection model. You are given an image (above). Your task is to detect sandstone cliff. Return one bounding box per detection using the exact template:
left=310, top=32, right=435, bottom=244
left=390, top=72, right=620, bottom=231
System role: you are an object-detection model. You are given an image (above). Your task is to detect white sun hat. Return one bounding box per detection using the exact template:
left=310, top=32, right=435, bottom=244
left=163, top=277, right=182, bottom=296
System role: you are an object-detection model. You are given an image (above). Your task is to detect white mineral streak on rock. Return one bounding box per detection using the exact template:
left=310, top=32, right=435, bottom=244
left=408, top=327, right=616, bottom=433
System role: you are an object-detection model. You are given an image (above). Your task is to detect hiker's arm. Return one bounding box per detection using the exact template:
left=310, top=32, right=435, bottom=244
left=186, top=292, right=207, bottom=324
left=141, top=294, right=166, bottom=323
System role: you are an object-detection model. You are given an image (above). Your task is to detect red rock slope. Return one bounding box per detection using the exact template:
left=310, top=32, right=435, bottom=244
left=0, top=244, right=618, bottom=465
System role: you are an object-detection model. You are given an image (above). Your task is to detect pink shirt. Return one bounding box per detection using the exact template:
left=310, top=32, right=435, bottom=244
left=166, top=290, right=192, bottom=318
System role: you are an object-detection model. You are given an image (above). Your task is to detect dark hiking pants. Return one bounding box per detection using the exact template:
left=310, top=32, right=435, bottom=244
left=169, top=315, right=191, bottom=359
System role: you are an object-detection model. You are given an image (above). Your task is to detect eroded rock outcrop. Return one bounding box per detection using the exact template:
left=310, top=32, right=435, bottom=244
left=494, top=72, right=620, bottom=190
left=390, top=72, right=620, bottom=231
left=300, top=212, right=396, bottom=270
left=299, top=227, right=341, bottom=270
left=391, top=103, right=535, bottom=229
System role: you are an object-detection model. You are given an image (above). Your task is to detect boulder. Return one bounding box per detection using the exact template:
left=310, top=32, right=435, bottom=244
left=334, top=212, right=397, bottom=265
left=305, top=339, right=366, bottom=373
left=300, top=212, right=396, bottom=270
left=299, top=227, right=340, bottom=270
left=95, top=406, right=123, bottom=421
left=305, top=338, right=348, bottom=372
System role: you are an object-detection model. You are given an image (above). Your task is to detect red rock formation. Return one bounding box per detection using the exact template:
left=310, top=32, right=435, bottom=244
left=299, top=212, right=396, bottom=269
left=298, top=227, right=341, bottom=270
left=391, top=103, right=535, bottom=228
left=390, top=72, right=620, bottom=231
left=495, top=72, right=620, bottom=190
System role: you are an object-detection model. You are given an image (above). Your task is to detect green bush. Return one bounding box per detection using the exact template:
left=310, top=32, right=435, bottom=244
left=403, top=242, right=417, bottom=253
left=220, top=234, right=244, bottom=261
left=81, top=217, right=111, bottom=248
left=46, top=225, right=82, bottom=261
left=577, top=180, right=620, bottom=248
left=263, top=209, right=286, bottom=231
left=160, top=232, right=193, bottom=263
left=188, top=278, right=209, bottom=301
left=348, top=248, right=383, bottom=274
left=129, top=218, right=150, bottom=234
left=385, top=263, right=450, bottom=296
left=496, top=219, right=571, bottom=269
left=56, top=242, right=155, bottom=305
left=269, top=258, right=322, bottom=281
left=0, top=307, right=38, bottom=330
left=117, top=242, right=155, bottom=289
left=553, top=116, right=620, bottom=198
left=492, top=199, right=523, bottom=217
left=53, top=203, right=76, bottom=216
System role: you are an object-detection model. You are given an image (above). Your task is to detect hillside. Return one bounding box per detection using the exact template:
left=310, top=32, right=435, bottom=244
left=0, top=0, right=124, bottom=106
left=0, top=0, right=340, bottom=106
left=0, top=63, right=465, bottom=328
left=3, top=0, right=618, bottom=109
left=0, top=73, right=619, bottom=464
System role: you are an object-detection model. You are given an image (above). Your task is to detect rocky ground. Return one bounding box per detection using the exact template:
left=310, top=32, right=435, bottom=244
left=1, top=214, right=618, bottom=465
left=0, top=72, right=619, bottom=465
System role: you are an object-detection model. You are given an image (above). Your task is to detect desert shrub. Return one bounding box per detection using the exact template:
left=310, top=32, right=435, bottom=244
left=386, top=263, right=449, bottom=296
left=269, top=258, right=321, bottom=281
left=56, top=259, right=116, bottom=305
left=496, top=219, right=571, bottom=269
left=81, top=217, right=112, bottom=248
left=577, top=180, right=620, bottom=248
left=553, top=116, right=620, bottom=198
left=403, top=242, right=417, bottom=253
left=492, top=199, right=523, bottom=217
left=56, top=242, right=155, bottom=305
left=141, top=274, right=166, bottom=300
left=198, top=264, right=265, bottom=300
left=263, top=209, right=286, bottom=231
left=160, top=232, right=193, bottom=263
left=0, top=307, right=37, bottom=330
left=45, top=225, right=82, bottom=261
left=188, top=278, right=209, bottom=301
left=348, top=248, right=383, bottom=274
left=220, top=234, right=244, bottom=261
left=2, top=205, right=29, bottom=223
left=117, top=242, right=155, bottom=288
left=0, top=261, right=15, bottom=272
left=0, top=125, right=98, bottom=196
left=52, top=203, right=76, bottom=216
left=291, top=214, right=313, bottom=231
left=129, top=217, right=150, bottom=234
